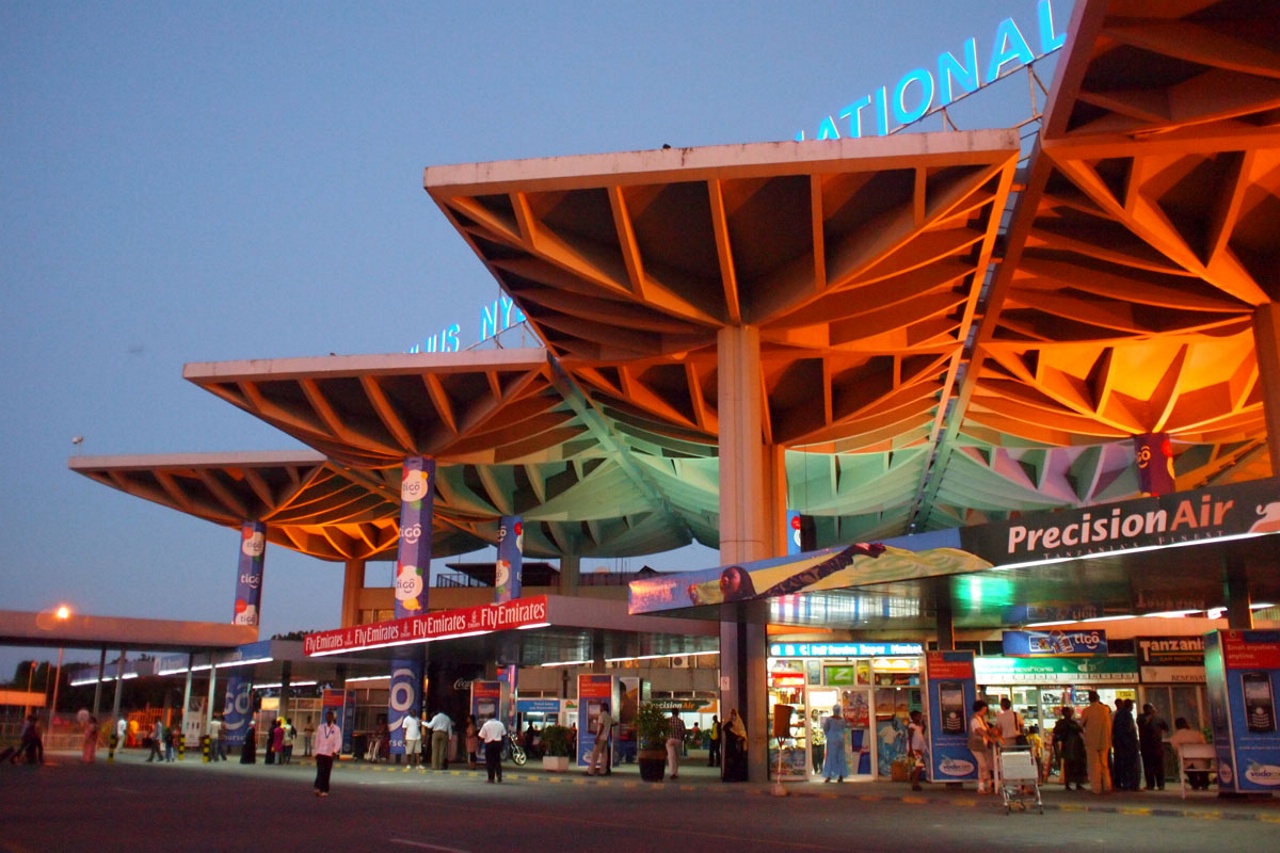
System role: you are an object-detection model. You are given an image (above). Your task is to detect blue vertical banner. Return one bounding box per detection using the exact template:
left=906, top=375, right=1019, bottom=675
left=922, top=650, right=977, bottom=783
left=786, top=510, right=802, bottom=555
left=221, top=675, right=253, bottom=748
left=495, top=515, right=523, bottom=603
left=496, top=515, right=523, bottom=706
left=388, top=457, right=434, bottom=754
left=233, top=521, right=266, bottom=626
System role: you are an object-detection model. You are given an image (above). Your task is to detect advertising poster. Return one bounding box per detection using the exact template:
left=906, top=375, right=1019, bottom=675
left=221, top=676, right=253, bottom=748
left=495, top=515, right=523, bottom=603
left=577, top=674, right=616, bottom=769
left=1205, top=630, right=1280, bottom=792
left=1002, top=629, right=1107, bottom=657
left=388, top=457, right=433, bottom=755
left=233, top=521, right=266, bottom=627
left=922, top=650, right=977, bottom=783
left=629, top=542, right=991, bottom=613
left=470, top=680, right=504, bottom=725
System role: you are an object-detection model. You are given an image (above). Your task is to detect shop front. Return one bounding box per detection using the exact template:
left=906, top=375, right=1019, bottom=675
left=767, top=641, right=924, bottom=781
left=974, top=654, right=1141, bottom=732
left=1136, top=635, right=1208, bottom=737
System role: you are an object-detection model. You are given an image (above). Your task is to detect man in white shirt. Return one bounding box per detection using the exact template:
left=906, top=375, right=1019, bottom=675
left=207, top=715, right=224, bottom=761
left=313, top=711, right=342, bottom=797
left=426, top=711, right=453, bottom=770
left=401, top=711, right=422, bottom=769
left=477, top=716, right=506, bottom=783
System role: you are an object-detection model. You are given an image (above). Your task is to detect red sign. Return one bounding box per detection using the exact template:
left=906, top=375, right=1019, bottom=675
left=304, top=595, right=549, bottom=656
left=1222, top=632, right=1280, bottom=670
left=926, top=651, right=975, bottom=680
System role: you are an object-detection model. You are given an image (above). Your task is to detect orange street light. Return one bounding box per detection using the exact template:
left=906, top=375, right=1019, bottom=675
left=49, top=606, right=71, bottom=729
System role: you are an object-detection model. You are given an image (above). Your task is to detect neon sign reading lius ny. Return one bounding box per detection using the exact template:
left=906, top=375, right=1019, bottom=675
left=409, top=292, right=526, bottom=354
left=796, top=0, right=1066, bottom=141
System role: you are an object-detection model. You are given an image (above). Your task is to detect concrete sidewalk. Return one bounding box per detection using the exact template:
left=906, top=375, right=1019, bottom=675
left=72, top=748, right=1280, bottom=822
left=313, top=753, right=1280, bottom=821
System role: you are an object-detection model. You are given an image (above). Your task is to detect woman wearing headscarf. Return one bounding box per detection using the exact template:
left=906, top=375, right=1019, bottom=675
left=821, top=705, right=849, bottom=783
left=1052, top=706, right=1087, bottom=790
left=240, top=723, right=257, bottom=764
left=967, top=700, right=997, bottom=793
left=722, top=708, right=748, bottom=782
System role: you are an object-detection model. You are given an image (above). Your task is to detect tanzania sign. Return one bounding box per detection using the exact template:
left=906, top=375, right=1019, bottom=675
left=304, top=595, right=549, bottom=656
left=1137, top=635, right=1206, bottom=684
left=959, top=478, right=1280, bottom=567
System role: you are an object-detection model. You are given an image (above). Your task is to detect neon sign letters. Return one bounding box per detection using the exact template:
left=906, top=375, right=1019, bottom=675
left=796, top=0, right=1067, bottom=141
left=409, top=293, right=527, bottom=354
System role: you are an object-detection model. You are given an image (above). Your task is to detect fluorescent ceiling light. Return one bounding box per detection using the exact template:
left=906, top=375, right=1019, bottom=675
left=539, top=659, right=592, bottom=668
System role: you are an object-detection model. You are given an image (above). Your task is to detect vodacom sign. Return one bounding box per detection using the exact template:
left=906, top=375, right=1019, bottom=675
left=304, top=595, right=550, bottom=657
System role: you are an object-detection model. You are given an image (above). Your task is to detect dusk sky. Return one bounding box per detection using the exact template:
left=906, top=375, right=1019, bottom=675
left=1, top=0, right=1073, bottom=677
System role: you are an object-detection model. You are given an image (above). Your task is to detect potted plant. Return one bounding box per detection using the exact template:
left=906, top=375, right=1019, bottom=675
left=540, top=724, right=571, bottom=772
left=635, top=702, right=669, bottom=782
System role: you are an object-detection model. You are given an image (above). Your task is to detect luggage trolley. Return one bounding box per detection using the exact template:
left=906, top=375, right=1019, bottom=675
left=997, top=749, right=1042, bottom=814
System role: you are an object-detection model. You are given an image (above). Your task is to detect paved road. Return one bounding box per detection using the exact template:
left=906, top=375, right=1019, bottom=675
left=3, top=753, right=1278, bottom=852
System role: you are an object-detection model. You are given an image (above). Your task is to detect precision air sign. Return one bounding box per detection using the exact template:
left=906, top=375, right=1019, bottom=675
left=796, top=0, right=1067, bottom=141
left=959, top=479, right=1280, bottom=568
left=304, top=595, right=549, bottom=657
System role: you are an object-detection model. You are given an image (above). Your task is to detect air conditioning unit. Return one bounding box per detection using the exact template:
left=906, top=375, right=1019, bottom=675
left=671, top=655, right=690, bottom=669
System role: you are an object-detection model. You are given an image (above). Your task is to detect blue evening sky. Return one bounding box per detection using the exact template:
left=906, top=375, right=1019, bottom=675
left=0, top=0, right=1073, bottom=676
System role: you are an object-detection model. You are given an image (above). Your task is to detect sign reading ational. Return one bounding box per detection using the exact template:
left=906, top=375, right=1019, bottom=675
left=796, top=0, right=1067, bottom=141
left=303, top=595, right=549, bottom=657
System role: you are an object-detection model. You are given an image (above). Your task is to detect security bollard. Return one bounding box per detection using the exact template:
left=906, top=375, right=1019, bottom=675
left=178, top=735, right=186, bottom=761
left=201, top=735, right=210, bottom=763
left=108, top=732, right=118, bottom=763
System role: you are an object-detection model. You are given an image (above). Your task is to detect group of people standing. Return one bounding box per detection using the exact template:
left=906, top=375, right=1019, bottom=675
left=394, top=709, right=457, bottom=769
left=970, top=691, right=1207, bottom=795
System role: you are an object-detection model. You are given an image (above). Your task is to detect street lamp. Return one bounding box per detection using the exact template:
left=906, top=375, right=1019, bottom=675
left=48, top=606, right=71, bottom=728
left=23, top=660, right=37, bottom=718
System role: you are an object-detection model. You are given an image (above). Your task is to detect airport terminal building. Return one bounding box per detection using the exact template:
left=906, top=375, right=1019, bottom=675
left=66, top=0, right=1280, bottom=783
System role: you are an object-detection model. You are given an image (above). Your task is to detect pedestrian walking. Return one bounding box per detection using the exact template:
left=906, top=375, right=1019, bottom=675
left=478, top=715, right=506, bottom=783
left=283, top=719, right=296, bottom=764
left=313, top=711, right=342, bottom=797
left=147, top=719, right=165, bottom=763
left=81, top=715, right=100, bottom=764
left=707, top=715, right=721, bottom=767
left=666, top=710, right=686, bottom=779
left=208, top=715, right=224, bottom=761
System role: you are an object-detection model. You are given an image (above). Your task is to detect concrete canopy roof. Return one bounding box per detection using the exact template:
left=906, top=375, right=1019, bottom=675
left=70, top=0, right=1280, bottom=629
